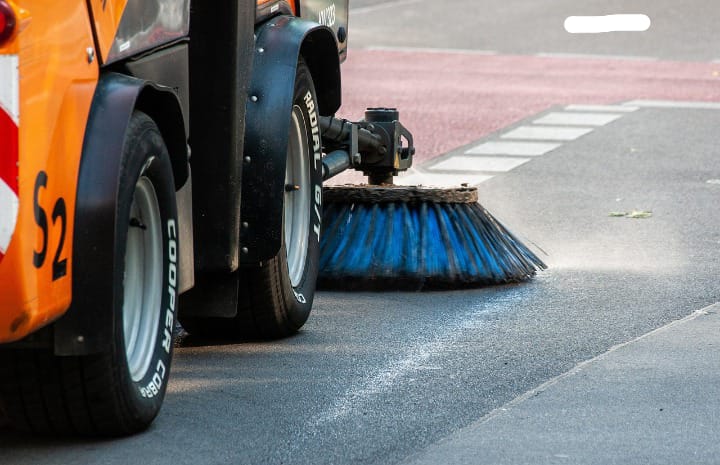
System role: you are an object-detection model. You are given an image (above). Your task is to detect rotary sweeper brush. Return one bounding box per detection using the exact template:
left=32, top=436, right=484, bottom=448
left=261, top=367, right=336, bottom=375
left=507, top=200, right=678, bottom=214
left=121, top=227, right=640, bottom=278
left=318, top=108, right=547, bottom=290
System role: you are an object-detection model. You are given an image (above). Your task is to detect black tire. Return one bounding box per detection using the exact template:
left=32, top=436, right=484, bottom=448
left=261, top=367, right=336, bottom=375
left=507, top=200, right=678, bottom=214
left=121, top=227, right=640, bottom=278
left=0, top=112, right=178, bottom=436
left=181, top=59, right=322, bottom=340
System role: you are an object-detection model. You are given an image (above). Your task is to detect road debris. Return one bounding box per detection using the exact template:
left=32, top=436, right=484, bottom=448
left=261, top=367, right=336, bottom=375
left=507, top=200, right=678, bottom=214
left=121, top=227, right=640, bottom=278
left=609, top=210, right=653, bottom=218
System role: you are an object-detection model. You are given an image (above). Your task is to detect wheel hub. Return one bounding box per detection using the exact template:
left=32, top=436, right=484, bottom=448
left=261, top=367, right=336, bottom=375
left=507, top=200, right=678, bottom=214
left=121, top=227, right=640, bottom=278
left=123, top=175, right=163, bottom=382
left=284, top=106, right=312, bottom=288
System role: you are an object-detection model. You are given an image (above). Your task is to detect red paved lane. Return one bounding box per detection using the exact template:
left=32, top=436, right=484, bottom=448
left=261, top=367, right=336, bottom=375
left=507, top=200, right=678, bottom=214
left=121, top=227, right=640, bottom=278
left=338, top=49, right=720, bottom=164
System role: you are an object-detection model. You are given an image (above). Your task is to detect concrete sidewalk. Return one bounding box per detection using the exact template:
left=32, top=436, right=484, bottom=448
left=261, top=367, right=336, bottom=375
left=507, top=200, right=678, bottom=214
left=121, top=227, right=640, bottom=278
left=404, top=304, right=720, bottom=465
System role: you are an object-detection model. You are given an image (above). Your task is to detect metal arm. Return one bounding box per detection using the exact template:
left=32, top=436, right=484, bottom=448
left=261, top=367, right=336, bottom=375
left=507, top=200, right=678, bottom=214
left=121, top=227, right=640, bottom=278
left=320, top=108, right=415, bottom=184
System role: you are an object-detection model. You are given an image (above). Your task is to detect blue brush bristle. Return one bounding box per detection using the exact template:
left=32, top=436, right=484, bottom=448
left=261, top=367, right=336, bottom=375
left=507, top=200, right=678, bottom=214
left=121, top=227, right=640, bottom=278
left=319, top=199, right=546, bottom=290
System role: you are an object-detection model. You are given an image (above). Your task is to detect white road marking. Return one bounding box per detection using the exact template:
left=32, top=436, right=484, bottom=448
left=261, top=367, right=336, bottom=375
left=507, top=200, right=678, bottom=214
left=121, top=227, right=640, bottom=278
left=395, top=169, right=493, bottom=187
left=364, top=46, right=497, bottom=55
left=466, top=141, right=561, bottom=156
left=565, top=104, right=639, bottom=113
left=623, top=100, right=720, bottom=110
left=563, top=14, right=651, bottom=34
left=351, top=0, right=422, bottom=14
left=501, top=125, right=594, bottom=141
left=533, top=112, right=623, bottom=126
left=429, top=156, right=531, bottom=172
left=536, top=52, right=658, bottom=61
left=387, top=98, right=720, bottom=189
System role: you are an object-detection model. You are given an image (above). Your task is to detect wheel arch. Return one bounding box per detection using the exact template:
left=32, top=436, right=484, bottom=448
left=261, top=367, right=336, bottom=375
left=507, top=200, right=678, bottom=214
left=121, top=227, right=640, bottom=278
left=301, top=28, right=342, bottom=117
left=135, top=88, right=189, bottom=190
left=53, top=72, right=187, bottom=356
left=241, top=16, right=339, bottom=264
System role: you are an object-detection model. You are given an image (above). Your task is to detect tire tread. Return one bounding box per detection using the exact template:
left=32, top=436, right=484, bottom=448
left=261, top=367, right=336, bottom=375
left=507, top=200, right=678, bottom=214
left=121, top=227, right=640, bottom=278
left=0, top=350, right=124, bottom=435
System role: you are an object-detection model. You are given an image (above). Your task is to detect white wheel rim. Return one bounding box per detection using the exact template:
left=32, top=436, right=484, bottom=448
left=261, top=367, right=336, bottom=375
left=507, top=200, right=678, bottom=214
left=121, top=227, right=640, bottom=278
left=123, top=175, right=163, bottom=382
left=285, top=105, right=311, bottom=288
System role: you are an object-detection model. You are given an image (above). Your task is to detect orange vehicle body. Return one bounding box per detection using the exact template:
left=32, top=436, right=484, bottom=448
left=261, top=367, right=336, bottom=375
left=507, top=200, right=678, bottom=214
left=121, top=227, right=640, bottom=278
left=0, top=0, right=346, bottom=345
left=0, top=0, right=350, bottom=436
left=0, top=0, right=98, bottom=342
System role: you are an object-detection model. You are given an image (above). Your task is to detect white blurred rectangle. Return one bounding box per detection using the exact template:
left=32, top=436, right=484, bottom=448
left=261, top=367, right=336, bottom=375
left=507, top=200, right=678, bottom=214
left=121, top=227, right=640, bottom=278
left=534, top=112, right=622, bottom=126
left=395, top=170, right=494, bottom=187
left=430, top=156, right=531, bottom=172
left=564, top=15, right=651, bottom=34
left=466, top=141, right=561, bottom=156
left=501, top=126, right=593, bottom=141
left=565, top=104, right=639, bottom=113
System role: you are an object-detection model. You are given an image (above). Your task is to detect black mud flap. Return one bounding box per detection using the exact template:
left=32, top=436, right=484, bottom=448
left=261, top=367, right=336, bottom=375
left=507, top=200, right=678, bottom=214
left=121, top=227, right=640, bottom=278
left=240, top=16, right=340, bottom=265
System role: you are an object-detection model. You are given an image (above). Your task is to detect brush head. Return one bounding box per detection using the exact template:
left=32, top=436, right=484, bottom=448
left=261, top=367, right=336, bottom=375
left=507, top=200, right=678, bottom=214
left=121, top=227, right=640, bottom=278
left=323, top=185, right=479, bottom=204
left=319, top=185, right=546, bottom=291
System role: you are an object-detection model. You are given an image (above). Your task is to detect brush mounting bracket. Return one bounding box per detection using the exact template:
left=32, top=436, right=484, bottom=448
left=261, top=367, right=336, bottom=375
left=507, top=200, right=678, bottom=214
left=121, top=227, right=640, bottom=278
left=320, top=108, right=415, bottom=184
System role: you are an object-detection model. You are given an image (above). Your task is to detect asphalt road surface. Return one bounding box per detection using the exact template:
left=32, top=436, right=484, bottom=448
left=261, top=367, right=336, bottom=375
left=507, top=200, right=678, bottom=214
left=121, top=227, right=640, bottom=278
left=3, top=1, right=720, bottom=464
left=348, top=0, right=720, bottom=61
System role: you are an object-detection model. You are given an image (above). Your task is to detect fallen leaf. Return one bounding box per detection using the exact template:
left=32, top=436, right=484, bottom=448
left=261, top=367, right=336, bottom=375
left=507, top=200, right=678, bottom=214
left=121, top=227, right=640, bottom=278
left=626, top=210, right=652, bottom=219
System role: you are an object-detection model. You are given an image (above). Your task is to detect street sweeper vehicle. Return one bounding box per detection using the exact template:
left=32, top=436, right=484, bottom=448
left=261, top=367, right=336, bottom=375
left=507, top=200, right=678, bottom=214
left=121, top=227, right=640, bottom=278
left=0, top=0, right=544, bottom=436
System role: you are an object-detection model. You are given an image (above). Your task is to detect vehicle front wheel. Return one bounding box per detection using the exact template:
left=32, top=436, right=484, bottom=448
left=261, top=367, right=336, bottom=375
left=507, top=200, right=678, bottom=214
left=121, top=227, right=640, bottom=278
left=0, top=111, right=178, bottom=436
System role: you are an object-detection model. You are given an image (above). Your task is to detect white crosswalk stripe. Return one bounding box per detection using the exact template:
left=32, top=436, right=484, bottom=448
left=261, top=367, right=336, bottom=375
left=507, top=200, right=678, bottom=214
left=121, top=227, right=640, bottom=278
left=429, top=156, right=531, bottom=172
left=623, top=100, right=720, bottom=110
left=533, top=112, right=623, bottom=126
left=501, top=126, right=593, bottom=141
left=398, top=101, right=652, bottom=187
left=465, top=141, right=561, bottom=156
left=565, top=104, right=639, bottom=113
left=395, top=169, right=494, bottom=188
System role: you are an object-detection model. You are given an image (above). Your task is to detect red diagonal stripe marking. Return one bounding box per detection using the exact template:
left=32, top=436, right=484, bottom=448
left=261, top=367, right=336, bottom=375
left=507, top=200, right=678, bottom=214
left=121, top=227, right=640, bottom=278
left=0, top=106, right=18, bottom=194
